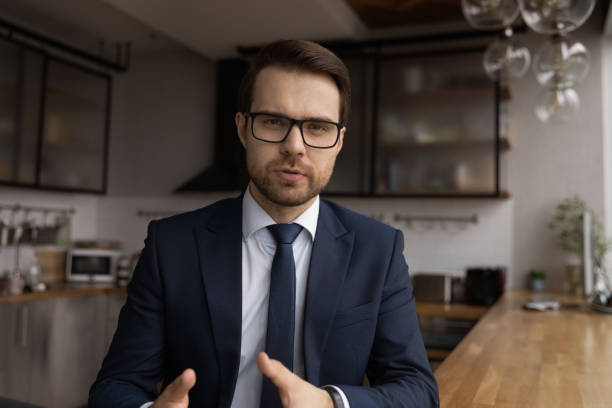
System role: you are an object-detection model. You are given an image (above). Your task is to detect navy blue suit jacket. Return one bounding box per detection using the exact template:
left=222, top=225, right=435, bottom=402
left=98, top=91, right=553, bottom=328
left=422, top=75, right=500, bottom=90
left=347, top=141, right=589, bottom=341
left=89, top=197, right=439, bottom=407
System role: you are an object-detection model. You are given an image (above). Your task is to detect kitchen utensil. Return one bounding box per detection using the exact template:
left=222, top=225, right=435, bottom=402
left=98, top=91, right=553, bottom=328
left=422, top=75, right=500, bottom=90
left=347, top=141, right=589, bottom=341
left=24, top=264, right=46, bottom=292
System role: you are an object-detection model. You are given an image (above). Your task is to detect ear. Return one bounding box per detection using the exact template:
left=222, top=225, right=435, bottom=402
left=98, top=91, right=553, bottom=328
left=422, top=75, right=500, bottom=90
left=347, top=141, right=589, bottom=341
left=235, top=112, right=247, bottom=149
left=336, top=126, right=345, bottom=153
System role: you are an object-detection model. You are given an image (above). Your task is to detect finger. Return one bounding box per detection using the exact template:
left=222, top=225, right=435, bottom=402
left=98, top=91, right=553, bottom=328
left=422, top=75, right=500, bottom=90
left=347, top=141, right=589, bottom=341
left=162, top=368, right=196, bottom=401
left=257, top=352, right=294, bottom=389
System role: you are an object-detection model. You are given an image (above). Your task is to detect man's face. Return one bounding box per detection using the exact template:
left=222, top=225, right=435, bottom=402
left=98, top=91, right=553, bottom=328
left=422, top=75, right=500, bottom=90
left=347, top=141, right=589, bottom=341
left=236, top=66, right=345, bottom=209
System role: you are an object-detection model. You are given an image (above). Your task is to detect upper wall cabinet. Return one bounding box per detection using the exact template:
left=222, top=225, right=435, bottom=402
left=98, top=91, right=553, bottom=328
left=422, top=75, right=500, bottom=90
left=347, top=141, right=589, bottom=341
left=374, top=49, right=498, bottom=196
left=0, top=37, right=111, bottom=194
left=324, top=43, right=504, bottom=198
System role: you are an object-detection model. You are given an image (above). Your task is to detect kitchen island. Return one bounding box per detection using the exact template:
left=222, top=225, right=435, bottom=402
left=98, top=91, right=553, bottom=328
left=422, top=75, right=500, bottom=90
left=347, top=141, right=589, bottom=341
left=435, top=291, right=612, bottom=407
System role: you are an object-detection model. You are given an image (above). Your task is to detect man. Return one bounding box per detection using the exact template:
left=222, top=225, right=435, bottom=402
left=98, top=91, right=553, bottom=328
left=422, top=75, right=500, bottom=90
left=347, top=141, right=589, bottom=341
left=89, top=40, right=438, bottom=408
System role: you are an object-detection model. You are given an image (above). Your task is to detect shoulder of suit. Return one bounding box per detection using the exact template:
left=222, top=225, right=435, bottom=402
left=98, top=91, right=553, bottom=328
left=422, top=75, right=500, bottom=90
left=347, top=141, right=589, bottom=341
left=150, top=197, right=239, bottom=234
left=321, top=199, right=397, bottom=236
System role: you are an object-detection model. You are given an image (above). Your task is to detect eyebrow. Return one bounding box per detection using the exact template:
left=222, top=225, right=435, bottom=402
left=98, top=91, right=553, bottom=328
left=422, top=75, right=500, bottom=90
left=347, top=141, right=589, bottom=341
left=253, top=110, right=339, bottom=123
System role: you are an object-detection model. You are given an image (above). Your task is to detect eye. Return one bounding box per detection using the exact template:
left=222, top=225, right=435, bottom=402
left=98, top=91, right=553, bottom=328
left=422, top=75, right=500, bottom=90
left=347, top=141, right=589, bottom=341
left=260, top=115, right=289, bottom=129
left=305, top=121, right=332, bottom=133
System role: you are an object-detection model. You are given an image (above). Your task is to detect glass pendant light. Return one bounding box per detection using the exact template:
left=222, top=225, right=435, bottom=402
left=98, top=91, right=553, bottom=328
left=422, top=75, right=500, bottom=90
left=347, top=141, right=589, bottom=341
left=534, top=86, right=580, bottom=122
left=519, top=0, right=596, bottom=34
left=532, top=35, right=589, bottom=88
left=462, top=0, right=520, bottom=29
left=483, top=28, right=531, bottom=80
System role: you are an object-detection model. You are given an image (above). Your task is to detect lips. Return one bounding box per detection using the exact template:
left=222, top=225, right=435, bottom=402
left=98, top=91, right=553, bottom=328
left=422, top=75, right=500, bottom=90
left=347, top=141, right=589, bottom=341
left=275, top=167, right=306, bottom=182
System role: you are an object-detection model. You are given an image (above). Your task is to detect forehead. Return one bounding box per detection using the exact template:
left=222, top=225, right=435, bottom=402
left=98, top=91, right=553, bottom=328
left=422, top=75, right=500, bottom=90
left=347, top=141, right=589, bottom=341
left=251, top=66, right=341, bottom=122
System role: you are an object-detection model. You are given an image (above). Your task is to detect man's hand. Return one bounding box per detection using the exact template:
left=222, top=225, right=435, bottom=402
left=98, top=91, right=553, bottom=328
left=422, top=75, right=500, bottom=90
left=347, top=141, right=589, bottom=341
left=152, top=369, right=196, bottom=408
left=257, top=352, right=334, bottom=408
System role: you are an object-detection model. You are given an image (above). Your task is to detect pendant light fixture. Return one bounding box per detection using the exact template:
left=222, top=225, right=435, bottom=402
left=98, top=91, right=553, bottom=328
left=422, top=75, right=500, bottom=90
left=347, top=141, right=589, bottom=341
left=461, top=0, right=595, bottom=123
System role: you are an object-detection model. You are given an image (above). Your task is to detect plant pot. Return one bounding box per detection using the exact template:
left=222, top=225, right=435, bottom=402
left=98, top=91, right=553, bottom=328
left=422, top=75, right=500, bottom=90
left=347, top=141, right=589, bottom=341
left=530, top=278, right=545, bottom=291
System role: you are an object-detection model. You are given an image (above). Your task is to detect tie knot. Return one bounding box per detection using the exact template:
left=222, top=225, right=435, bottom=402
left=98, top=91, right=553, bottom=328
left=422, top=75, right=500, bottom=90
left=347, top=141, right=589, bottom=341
left=267, top=223, right=303, bottom=245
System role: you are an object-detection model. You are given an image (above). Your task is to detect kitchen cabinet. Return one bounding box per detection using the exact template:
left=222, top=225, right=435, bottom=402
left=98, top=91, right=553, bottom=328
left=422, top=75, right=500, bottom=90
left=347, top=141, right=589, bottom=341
left=325, top=55, right=374, bottom=194
left=0, top=291, right=126, bottom=407
left=0, top=36, right=111, bottom=194
left=45, top=295, right=108, bottom=407
left=374, top=49, right=500, bottom=196
left=323, top=43, right=506, bottom=198
left=0, top=41, right=42, bottom=186
left=0, top=304, right=11, bottom=396
left=2, top=301, right=51, bottom=403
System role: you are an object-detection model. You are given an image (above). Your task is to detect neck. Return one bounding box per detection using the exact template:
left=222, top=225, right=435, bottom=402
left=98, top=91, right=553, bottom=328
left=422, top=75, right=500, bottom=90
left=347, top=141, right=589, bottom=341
left=248, top=182, right=315, bottom=224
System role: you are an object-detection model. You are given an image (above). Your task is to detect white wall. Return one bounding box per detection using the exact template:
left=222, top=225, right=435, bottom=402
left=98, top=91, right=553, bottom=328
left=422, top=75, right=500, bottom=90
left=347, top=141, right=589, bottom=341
left=507, top=18, right=605, bottom=290
left=603, top=32, right=612, bottom=269
left=108, top=48, right=216, bottom=196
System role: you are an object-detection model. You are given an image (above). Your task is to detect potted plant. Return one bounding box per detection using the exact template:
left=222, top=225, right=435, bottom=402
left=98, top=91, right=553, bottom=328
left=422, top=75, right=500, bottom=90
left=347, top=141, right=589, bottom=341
left=528, top=269, right=547, bottom=291
left=549, top=196, right=609, bottom=294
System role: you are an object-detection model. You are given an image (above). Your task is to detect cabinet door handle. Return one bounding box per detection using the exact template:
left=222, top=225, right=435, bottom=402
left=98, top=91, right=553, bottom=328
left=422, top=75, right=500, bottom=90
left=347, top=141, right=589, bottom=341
left=15, top=305, right=29, bottom=347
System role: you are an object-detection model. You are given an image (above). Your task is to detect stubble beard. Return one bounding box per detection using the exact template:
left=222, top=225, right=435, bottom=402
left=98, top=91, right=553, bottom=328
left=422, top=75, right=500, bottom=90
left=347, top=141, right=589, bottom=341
left=248, top=156, right=336, bottom=207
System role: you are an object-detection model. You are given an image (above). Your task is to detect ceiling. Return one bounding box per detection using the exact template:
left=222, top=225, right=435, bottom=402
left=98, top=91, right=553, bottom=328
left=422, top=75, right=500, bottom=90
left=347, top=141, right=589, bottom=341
left=0, top=0, right=180, bottom=56
left=0, top=0, right=502, bottom=62
left=100, top=0, right=367, bottom=59
left=1, top=0, right=609, bottom=61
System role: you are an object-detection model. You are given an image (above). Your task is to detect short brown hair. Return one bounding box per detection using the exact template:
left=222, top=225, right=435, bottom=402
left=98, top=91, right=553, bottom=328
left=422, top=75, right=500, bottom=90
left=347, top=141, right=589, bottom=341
left=237, top=40, right=351, bottom=125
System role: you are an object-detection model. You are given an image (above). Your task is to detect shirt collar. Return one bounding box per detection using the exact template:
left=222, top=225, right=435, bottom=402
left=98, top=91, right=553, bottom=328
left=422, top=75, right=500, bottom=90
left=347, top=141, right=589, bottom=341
left=242, top=186, right=319, bottom=241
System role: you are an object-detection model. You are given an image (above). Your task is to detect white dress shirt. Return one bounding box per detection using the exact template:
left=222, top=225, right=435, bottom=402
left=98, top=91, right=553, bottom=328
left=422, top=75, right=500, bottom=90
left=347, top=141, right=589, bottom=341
left=142, top=188, right=349, bottom=408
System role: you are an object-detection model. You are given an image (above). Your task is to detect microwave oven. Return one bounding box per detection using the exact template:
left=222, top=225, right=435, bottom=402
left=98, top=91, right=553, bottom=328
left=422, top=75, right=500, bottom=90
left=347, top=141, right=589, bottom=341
left=66, top=248, right=122, bottom=283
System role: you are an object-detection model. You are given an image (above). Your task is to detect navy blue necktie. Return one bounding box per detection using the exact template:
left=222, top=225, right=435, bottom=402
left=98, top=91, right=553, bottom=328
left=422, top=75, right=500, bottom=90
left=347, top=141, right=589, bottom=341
left=260, top=223, right=303, bottom=408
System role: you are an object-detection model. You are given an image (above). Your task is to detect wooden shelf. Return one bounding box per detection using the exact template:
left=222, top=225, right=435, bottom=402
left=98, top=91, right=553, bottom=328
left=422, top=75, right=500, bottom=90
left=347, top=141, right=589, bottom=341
left=0, top=284, right=126, bottom=304
left=374, top=189, right=511, bottom=198
left=377, top=138, right=501, bottom=151
left=377, top=138, right=510, bottom=151
left=380, top=85, right=494, bottom=103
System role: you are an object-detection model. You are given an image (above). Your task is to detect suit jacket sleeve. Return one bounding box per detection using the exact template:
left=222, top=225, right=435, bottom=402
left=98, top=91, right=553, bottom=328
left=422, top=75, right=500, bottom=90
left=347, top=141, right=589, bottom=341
left=89, top=220, right=165, bottom=407
left=339, top=230, right=439, bottom=407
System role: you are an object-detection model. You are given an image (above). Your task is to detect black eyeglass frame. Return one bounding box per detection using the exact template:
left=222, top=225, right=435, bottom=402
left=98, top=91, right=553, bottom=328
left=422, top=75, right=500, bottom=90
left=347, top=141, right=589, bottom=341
left=245, top=112, right=344, bottom=149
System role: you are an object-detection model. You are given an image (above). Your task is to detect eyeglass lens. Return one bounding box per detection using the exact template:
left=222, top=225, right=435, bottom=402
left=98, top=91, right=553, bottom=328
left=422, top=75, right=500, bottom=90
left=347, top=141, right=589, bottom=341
left=252, top=114, right=338, bottom=148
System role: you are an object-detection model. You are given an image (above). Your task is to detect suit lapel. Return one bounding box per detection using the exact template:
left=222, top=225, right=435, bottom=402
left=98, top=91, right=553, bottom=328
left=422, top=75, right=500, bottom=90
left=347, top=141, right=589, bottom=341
left=304, top=201, right=354, bottom=385
left=194, top=198, right=242, bottom=407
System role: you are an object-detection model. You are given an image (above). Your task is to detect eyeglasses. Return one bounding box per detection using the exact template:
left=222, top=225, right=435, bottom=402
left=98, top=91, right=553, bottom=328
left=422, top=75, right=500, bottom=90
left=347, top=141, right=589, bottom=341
left=245, top=112, right=343, bottom=149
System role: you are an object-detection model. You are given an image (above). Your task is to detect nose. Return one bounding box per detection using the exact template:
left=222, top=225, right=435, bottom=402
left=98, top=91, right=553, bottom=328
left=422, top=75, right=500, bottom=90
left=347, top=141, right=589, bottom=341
left=280, top=123, right=306, bottom=156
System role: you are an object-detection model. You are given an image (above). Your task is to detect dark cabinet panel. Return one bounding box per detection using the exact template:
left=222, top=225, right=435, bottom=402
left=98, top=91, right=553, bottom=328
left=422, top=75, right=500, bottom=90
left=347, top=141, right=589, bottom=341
left=39, top=60, right=110, bottom=192
left=325, top=57, right=374, bottom=195
left=0, top=293, right=120, bottom=408
left=0, top=41, right=43, bottom=186
left=0, top=37, right=111, bottom=194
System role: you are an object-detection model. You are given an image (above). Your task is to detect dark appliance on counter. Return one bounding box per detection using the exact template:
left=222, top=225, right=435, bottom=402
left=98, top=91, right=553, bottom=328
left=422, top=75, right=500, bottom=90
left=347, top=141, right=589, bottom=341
left=465, top=267, right=506, bottom=306
left=412, top=273, right=452, bottom=303
left=412, top=273, right=467, bottom=303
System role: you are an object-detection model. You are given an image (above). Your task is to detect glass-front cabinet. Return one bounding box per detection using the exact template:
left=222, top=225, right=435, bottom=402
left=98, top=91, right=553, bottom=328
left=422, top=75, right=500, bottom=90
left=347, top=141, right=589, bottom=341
left=375, top=49, right=498, bottom=196
left=325, top=44, right=503, bottom=198
left=0, top=36, right=111, bottom=194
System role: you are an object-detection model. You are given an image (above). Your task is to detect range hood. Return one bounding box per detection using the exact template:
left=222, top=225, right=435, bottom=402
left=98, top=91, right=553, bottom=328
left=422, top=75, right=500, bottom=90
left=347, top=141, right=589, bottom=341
left=175, top=58, right=250, bottom=192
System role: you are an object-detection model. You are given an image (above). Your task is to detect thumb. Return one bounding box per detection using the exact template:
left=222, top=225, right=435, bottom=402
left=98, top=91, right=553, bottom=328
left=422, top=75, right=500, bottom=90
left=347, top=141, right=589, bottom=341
left=160, top=368, right=196, bottom=402
left=257, top=352, right=294, bottom=390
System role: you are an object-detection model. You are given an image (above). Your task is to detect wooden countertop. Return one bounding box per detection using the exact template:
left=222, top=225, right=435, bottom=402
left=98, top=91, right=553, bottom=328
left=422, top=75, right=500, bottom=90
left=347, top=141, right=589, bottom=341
left=415, top=300, right=489, bottom=320
left=435, top=291, right=612, bottom=407
left=0, top=284, right=126, bottom=304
